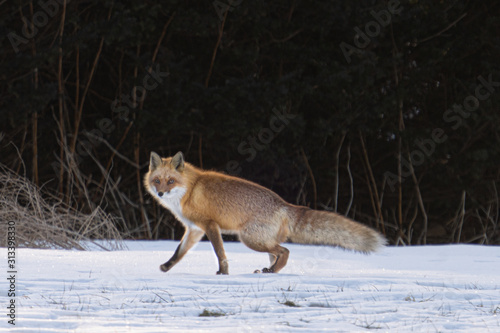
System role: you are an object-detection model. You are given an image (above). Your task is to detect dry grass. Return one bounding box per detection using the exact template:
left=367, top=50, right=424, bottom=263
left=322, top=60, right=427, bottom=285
left=0, top=164, right=123, bottom=250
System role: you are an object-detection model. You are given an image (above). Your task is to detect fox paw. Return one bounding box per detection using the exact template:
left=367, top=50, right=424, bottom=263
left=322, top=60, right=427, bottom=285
left=253, top=268, right=274, bottom=274
left=216, top=270, right=228, bottom=275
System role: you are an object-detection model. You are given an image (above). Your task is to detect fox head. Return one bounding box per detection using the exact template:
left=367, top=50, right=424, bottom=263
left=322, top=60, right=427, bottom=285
left=145, top=151, right=188, bottom=200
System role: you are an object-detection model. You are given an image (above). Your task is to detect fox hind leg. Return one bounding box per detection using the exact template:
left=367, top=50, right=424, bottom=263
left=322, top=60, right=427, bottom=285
left=269, top=253, right=277, bottom=266
left=262, top=245, right=289, bottom=273
left=250, top=245, right=289, bottom=273
left=239, top=229, right=289, bottom=273
left=254, top=253, right=278, bottom=273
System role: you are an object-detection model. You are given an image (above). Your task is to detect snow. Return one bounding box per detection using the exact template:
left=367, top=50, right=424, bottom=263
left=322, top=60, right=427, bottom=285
left=2, top=241, right=499, bottom=332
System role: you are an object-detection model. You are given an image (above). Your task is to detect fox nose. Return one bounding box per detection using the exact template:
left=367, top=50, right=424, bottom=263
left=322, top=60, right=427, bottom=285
left=158, top=192, right=164, bottom=197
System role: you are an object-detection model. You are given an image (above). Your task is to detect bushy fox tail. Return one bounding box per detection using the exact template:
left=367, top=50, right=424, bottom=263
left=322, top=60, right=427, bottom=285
left=287, top=207, right=386, bottom=252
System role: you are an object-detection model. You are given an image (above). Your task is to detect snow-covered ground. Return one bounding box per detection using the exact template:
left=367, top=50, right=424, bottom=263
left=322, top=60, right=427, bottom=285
left=2, top=240, right=499, bottom=332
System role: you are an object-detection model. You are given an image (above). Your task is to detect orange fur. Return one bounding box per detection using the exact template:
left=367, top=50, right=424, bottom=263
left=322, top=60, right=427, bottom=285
left=144, top=151, right=385, bottom=274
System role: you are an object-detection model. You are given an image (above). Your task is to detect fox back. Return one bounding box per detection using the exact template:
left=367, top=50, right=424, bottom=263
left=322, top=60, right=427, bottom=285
left=145, top=151, right=385, bottom=274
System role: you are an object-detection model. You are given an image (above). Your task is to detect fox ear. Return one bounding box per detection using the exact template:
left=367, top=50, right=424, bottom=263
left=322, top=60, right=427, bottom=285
left=171, top=151, right=185, bottom=172
left=150, top=152, right=162, bottom=171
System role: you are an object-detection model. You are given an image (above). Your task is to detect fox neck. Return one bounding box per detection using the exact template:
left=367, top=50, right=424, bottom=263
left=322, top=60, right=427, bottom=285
left=155, top=186, right=200, bottom=230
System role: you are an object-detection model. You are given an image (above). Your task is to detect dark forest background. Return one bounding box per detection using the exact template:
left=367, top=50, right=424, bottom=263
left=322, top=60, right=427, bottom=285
left=1, top=0, right=499, bottom=245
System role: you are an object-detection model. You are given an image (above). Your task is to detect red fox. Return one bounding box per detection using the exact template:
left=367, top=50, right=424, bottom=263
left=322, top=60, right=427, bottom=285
left=144, top=151, right=386, bottom=274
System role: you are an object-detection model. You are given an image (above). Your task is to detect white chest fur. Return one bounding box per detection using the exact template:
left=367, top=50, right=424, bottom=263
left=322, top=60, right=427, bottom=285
left=156, top=187, right=201, bottom=230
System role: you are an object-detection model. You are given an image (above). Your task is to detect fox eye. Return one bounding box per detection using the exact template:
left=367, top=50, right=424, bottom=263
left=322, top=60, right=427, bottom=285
left=167, top=179, right=174, bottom=185
left=154, top=179, right=160, bottom=184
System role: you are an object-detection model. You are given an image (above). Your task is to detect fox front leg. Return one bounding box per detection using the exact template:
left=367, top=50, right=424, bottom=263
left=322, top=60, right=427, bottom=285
left=160, top=228, right=204, bottom=272
left=204, top=221, right=229, bottom=275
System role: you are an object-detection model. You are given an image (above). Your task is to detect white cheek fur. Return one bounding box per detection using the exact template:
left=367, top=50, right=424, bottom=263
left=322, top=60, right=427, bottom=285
left=157, top=187, right=201, bottom=231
